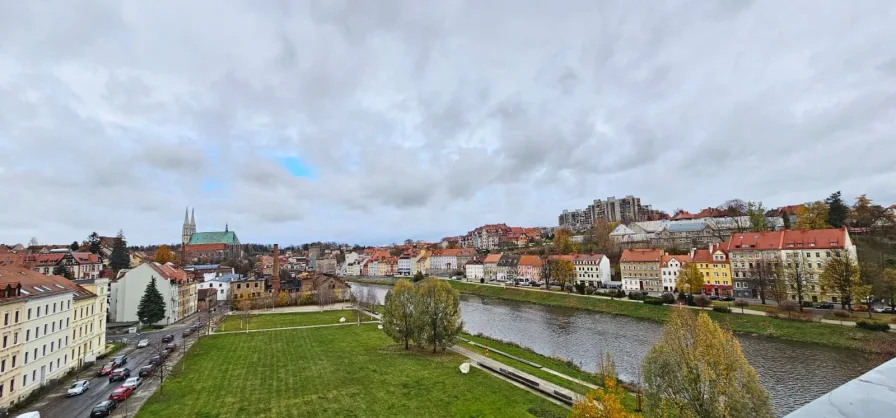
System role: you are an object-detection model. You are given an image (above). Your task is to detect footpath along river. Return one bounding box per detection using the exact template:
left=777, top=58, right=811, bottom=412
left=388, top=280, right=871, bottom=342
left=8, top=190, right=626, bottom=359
left=350, top=282, right=879, bottom=416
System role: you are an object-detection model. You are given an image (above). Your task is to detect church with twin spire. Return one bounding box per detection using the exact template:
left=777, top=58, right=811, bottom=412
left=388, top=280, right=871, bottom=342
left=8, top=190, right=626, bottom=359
left=181, top=207, right=242, bottom=262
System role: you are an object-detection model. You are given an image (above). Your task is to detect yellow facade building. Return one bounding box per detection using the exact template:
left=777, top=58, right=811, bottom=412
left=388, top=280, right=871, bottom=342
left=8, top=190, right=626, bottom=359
left=689, top=243, right=732, bottom=296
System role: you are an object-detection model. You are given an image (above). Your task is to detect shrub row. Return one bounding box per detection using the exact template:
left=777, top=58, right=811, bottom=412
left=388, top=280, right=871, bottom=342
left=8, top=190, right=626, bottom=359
left=712, top=306, right=732, bottom=313
left=856, top=319, right=891, bottom=332
left=642, top=297, right=665, bottom=306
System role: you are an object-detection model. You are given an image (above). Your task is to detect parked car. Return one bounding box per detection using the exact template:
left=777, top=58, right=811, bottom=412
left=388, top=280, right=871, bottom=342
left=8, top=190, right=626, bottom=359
left=708, top=294, right=720, bottom=300
left=138, top=364, right=155, bottom=377
left=90, top=400, right=118, bottom=417
left=815, top=302, right=835, bottom=309
left=720, top=296, right=735, bottom=302
left=110, top=355, right=128, bottom=367
left=149, top=355, right=162, bottom=365
left=182, top=329, right=192, bottom=337
left=161, top=334, right=174, bottom=343
left=166, top=342, right=177, bottom=351
left=528, top=281, right=540, bottom=287
left=108, top=368, right=131, bottom=382
left=108, top=386, right=134, bottom=401
left=873, top=306, right=895, bottom=314
left=122, top=376, right=143, bottom=389
left=136, top=339, right=150, bottom=348
left=67, top=380, right=89, bottom=396
left=97, top=362, right=115, bottom=376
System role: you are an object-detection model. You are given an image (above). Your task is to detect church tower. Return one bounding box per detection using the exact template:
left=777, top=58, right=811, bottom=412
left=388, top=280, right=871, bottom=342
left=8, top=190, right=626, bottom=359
left=182, top=207, right=196, bottom=245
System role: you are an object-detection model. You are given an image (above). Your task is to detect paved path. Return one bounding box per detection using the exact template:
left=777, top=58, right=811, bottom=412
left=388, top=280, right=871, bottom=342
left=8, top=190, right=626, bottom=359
left=214, top=321, right=380, bottom=335
left=451, top=344, right=582, bottom=408
left=240, top=302, right=354, bottom=315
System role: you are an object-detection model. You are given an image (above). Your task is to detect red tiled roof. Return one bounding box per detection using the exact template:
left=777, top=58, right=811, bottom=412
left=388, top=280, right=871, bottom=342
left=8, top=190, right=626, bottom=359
left=517, top=255, right=541, bottom=267
left=661, top=254, right=688, bottom=267
left=147, top=262, right=188, bottom=283
left=483, top=254, right=502, bottom=263
left=690, top=249, right=714, bottom=263
left=186, top=243, right=228, bottom=251
left=621, top=249, right=663, bottom=262
left=671, top=211, right=695, bottom=220
left=726, top=228, right=849, bottom=251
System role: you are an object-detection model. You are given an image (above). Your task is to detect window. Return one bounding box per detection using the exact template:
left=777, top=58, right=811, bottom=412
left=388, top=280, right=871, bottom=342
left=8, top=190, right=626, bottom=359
left=43, top=324, right=47, bottom=334
left=3, top=312, right=7, bottom=326
left=23, top=375, right=26, bottom=386
left=53, top=303, right=56, bottom=313
left=51, top=342, right=54, bottom=352
left=24, top=353, right=28, bottom=364
left=67, top=300, right=71, bottom=309
left=14, top=311, right=18, bottom=323
left=2, top=336, right=6, bottom=348
left=13, top=332, right=17, bottom=344
left=66, top=318, right=69, bottom=327
left=26, top=330, right=30, bottom=341
left=1, top=360, right=5, bottom=372
left=36, top=307, right=40, bottom=317
left=42, top=345, right=46, bottom=356
left=27, top=309, right=31, bottom=320
left=51, top=323, right=55, bottom=332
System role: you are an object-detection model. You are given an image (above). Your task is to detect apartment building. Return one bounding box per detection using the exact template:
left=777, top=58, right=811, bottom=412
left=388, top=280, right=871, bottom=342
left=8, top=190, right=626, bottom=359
left=71, top=278, right=107, bottom=368
left=690, top=244, right=732, bottom=296
left=620, top=249, right=663, bottom=292
left=483, top=253, right=502, bottom=281
left=465, top=260, right=484, bottom=280
left=110, top=262, right=189, bottom=325
left=229, top=275, right=267, bottom=301
left=0, top=284, right=25, bottom=409
left=660, top=255, right=687, bottom=292
left=724, top=228, right=856, bottom=302
left=516, top=255, right=544, bottom=282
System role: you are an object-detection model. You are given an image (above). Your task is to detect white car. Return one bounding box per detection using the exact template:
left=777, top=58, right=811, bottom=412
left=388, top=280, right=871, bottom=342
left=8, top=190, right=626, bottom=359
left=137, top=339, right=150, bottom=348
left=67, top=380, right=89, bottom=396
left=122, top=376, right=143, bottom=389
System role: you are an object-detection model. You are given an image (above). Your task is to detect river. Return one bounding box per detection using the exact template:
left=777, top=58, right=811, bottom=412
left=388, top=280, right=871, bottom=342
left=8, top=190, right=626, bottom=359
left=349, top=282, right=879, bottom=416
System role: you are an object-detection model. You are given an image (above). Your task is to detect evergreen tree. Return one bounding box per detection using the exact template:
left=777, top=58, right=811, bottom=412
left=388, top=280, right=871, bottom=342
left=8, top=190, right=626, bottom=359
left=87, top=232, right=102, bottom=254
left=137, top=277, right=167, bottom=325
left=109, top=230, right=131, bottom=272
left=413, top=271, right=425, bottom=282
left=825, top=191, right=849, bottom=228
left=52, top=265, right=72, bottom=280
left=70, top=241, right=79, bottom=251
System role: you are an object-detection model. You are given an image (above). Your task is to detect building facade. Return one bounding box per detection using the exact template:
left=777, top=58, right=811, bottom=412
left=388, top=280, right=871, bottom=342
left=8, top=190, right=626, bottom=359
left=690, top=244, right=732, bottom=296
left=0, top=290, right=24, bottom=409
left=465, top=260, right=484, bottom=280
left=660, top=255, right=686, bottom=292
left=483, top=254, right=502, bottom=281
left=181, top=207, right=242, bottom=261
left=110, top=262, right=188, bottom=325
left=620, top=249, right=663, bottom=292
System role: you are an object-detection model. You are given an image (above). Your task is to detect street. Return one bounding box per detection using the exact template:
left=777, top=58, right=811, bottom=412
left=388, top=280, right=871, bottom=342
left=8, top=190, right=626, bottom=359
left=28, top=321, right=197, bottom=418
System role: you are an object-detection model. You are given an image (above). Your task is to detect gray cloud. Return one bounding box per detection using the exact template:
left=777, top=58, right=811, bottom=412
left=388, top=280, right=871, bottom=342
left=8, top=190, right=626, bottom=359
left=1, top=0, right=895, bottom=246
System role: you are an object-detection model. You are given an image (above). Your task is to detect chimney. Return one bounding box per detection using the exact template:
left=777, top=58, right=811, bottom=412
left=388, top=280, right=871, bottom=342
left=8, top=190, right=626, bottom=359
left=272, top=244, right=280, bottom=296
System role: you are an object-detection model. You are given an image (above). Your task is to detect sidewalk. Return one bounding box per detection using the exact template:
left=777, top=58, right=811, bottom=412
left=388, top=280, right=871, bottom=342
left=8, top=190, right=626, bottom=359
left=237, top=302, right=354, bottom=316
left=451, top=344, right=582, bottom=407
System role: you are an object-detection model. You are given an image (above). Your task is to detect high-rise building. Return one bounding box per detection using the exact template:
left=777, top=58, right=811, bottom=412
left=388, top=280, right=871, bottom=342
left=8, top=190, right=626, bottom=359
left=559, top=195, right=655, bottom=230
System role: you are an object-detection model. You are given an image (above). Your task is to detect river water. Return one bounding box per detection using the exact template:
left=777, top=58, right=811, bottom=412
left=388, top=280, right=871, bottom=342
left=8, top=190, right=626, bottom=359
left=349, top=282, right=878, bottom=416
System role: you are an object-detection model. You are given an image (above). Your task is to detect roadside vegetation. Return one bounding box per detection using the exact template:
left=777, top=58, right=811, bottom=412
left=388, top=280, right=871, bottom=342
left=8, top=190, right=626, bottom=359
left=216, top=309, right=361, bottom=332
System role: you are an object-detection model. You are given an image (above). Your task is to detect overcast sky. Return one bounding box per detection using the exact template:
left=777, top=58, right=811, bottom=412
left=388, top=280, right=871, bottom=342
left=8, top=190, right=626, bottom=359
left=1, top=1, right=895, bottom=246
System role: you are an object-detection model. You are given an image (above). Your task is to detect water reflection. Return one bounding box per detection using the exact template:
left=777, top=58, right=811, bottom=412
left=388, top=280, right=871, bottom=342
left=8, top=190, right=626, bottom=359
left=350, top=282, right=877, bottom=416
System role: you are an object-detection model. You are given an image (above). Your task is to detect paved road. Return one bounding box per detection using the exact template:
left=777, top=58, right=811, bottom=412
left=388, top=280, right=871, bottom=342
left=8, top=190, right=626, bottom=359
left=30, top=321, right=198, bottom=418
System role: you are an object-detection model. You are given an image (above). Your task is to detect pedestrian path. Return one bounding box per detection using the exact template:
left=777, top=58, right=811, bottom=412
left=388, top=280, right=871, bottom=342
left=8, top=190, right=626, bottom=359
left=451, top=344, right=584, bottom=407
left=214, top=321, right=380, bottom=335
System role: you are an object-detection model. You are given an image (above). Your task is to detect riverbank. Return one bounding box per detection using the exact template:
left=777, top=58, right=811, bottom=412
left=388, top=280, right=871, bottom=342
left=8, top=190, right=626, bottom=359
left=349, top=277, right=894, bottom=351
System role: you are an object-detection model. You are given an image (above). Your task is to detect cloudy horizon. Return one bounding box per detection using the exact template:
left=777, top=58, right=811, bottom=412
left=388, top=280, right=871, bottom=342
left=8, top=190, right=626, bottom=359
left=2, top=1, right=895, bottom=246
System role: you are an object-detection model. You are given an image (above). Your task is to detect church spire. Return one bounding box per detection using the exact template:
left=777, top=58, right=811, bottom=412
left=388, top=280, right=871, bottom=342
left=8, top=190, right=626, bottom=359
left=184, top=206, right=189, bottom=225
left=225, top=222, right=228, bottom=232
left=191, top=207, right=195, bottom=227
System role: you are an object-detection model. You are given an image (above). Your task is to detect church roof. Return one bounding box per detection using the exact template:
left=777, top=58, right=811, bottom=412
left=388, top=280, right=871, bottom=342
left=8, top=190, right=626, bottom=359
left=189, top=231, right=238, bottom=245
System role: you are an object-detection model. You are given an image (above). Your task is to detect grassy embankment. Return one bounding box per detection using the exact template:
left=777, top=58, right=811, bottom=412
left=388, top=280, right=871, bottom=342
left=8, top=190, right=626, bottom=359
left=216, top=309, right=364, bottom=332
left=461, top=333, right=640, bottom=412
left=444, top=281, right=895, bottom=351
left=137, top=323, right=567, bottom=418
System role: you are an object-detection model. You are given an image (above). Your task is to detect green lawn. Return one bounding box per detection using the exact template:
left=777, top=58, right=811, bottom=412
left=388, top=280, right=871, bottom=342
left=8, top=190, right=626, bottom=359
left=217, top=310, right=364, bottom=332
left=137, top=324, right=567, bottom=418
left=448, top=281, right=896, bottom=351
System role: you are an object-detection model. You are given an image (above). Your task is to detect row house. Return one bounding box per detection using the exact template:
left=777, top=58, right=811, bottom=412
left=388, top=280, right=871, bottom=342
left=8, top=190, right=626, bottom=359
left=660, top=255, right=688, bottom=292
left=315, top=258, right=337, bottom=274
left=415, top=254, right=429, bottom=276
left=196, top=273, right=242, bottom=305
left=110, top=262, right=197, bottom=325
left=229, top=275, right=267, bottom=301
left=690, top=244, right=733, bottom=296
left=516, top=255, right=544, bottom=282
left=610, top=217, right=784, bottom=251
left=620, top=249, right=663, bottom=292
left=724, top=228, right=856, bottom=302
left=465, top=259, right=484, bottom=280
left=429, top=249, right=477, bottom=272
left=0, top=267, right=106, bottom=407
left=496, top=254, right=520, bottom=281
left=483, top=254, right=502, bottom=281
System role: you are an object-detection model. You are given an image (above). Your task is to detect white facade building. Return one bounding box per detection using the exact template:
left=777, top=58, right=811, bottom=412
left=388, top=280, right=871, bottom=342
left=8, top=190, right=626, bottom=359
left=465, top=262, right=484, bottom=280
left=110, top=262, right=185, bottom=325
left=660, top=255, right=687, bottom=292
left=195, top=273, right=241, bottom=303
left=397, top=257, right=413, bottom=277
left=571, top=255, right=612, bottom=286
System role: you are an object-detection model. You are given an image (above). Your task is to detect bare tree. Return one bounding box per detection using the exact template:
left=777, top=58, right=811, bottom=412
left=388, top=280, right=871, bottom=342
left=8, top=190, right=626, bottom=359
left=148, top=339, right=175, bottom=396
left=748, top=257, right=781, bottom=304
left=316, top=282, right=334, bottom=310
left=782, top=252, right=810, bottom=311
left=238, top=299, right=253, bottom=332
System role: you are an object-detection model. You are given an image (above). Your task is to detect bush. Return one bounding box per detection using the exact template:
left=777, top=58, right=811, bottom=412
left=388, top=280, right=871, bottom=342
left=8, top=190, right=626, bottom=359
left=693, top=294, right=712, bottom=308
left=831, top=310, right=851, bottom=319
left=856, top=319, right=891, bottom=332
left=585, top=286, right=596, bottom=295
left=574, top=283, right=586, bottom=295
left=733, top=300, right=749, bottom=310
left=643, top=297, right=665, bottom=305
left=616, top=289, right=626, bottom=298
left=712, top=306, right=732, bottom=313
left=660, top=292, right=676, bottom=304
left=627, top=291, right=643, bottom=300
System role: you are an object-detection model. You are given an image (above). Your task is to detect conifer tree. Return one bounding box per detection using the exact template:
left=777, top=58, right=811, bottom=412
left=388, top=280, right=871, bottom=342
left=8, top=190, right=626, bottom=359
left=137, top=277, right=167, bottom=325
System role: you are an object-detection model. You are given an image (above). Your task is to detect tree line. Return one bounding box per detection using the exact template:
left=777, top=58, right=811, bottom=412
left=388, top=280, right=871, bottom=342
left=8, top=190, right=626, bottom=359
left=381, top=278, right=463, bottom=353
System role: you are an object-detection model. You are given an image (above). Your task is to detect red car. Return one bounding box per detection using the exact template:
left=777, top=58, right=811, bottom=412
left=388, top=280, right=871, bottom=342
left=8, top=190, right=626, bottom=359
left=109, top=386, right=133, bottom=401
left=97, top=362, right=115, bottom=376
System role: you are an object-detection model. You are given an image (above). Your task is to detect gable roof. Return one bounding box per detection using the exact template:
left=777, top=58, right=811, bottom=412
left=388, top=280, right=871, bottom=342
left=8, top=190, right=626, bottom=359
left=517, top=255, right=541, bottom=267
left=661, top=254, right=688, bottom=267
left=725, top=228, right=850, bottom=251
left=621, top=249, right=663, bottom=263
left=189, top=231, right=239, bottom=245
left=0, top=266, right=81, bottom=300
left=483, top=253, right=502, bottom=263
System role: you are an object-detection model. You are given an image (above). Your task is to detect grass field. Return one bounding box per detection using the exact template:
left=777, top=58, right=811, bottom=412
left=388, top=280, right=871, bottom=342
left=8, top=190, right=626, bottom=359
left=446, top=281, right=896, bottom=351
left=217, top=309, right=364, bottom=332
left=137, top=324, right=568, bottom=418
